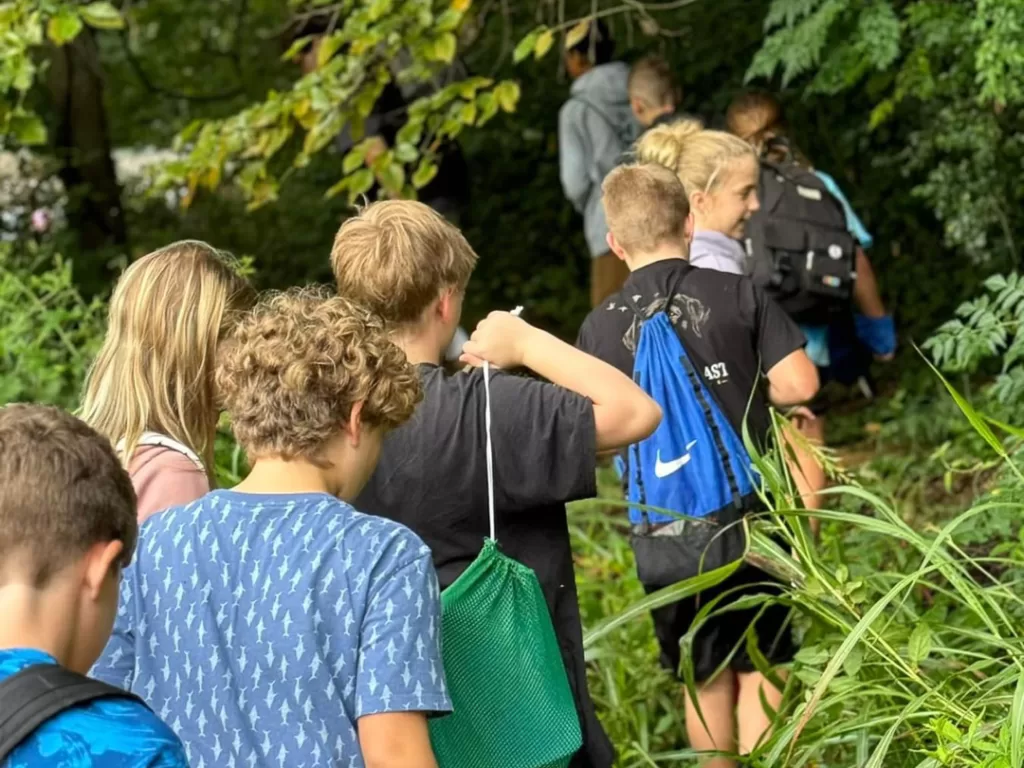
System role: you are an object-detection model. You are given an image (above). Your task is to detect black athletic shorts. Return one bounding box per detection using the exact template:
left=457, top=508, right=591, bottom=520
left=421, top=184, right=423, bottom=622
left=644, top=561, right=796, bottom=684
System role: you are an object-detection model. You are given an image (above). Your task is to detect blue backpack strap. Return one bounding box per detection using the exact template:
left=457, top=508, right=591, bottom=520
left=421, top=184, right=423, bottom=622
left=621, top=286, right=746, bottom=516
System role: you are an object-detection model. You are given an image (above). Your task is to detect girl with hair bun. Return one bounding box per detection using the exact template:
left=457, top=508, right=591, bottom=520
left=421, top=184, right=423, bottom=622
left=634, top=118, right=761, bottom=274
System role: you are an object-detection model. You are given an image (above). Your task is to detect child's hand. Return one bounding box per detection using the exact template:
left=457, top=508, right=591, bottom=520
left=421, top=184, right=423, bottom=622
left=460, top=311, right=533, bottom=370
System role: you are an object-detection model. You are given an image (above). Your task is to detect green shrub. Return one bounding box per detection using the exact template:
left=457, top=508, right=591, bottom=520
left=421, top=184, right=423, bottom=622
left=0, top=242, right=105, bottom=409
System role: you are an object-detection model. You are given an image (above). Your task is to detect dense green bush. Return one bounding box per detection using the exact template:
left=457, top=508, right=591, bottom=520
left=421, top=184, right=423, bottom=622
left=0, top=242, right=104, bottom=409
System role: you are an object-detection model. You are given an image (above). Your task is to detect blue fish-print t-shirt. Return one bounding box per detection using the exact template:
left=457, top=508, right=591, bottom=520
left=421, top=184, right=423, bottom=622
left=91, top=490, right=451, bottom=768
left=0, top=648, right=187, bottom=767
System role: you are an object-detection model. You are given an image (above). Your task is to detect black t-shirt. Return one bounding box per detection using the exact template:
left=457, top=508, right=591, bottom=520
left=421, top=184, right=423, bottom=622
left=576, top=258, right=805, bottom=447
left=356, top=365, right=615, bottom=768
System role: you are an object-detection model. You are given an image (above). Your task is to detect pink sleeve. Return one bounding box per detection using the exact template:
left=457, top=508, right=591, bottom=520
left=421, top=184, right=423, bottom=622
left=130, top=447, right=211, bottom=523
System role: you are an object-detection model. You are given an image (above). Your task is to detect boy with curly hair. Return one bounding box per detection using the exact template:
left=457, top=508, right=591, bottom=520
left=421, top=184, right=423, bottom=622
left=92, top=289, right=449, bottom=768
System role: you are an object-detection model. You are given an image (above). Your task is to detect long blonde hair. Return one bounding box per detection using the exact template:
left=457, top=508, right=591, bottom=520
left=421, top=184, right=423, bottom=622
left=80, top=241, right=253, bottom=478
left=634, top=118, right=755, bottom=198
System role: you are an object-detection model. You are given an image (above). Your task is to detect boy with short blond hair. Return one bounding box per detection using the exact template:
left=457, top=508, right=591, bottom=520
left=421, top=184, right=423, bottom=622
left=93, top=288, right=448, bottom=768
left=0, top=403, right=187, bottom=767
left=333, top=199, right=662, bottom=768
left=578, top=164, right=817, bottom=768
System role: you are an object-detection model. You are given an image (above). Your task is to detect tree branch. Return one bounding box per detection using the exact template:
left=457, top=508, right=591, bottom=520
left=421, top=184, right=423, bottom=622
left=118, top=28, right=243, bottom=103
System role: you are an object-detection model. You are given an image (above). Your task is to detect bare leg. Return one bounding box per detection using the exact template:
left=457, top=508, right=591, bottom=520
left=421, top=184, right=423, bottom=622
left=736, top=670, right=786, bottom=754
left=685, top=669, right=738, bottom=768
left=782, top=411, right=826, bottom=535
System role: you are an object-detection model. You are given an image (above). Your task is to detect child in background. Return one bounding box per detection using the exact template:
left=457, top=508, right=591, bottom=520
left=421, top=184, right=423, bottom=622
left=559, top=19, right=640, bottom=307
left=627, top=55, right=701, bottom=134
left=92, top=289, right=448, bottom=768
left=633, top=120, right=828, bottom=516
left=332, top=199, right=661, bottom=768
left=725, top=91, right=895, bottom=513
left=0, top=404, right=187, bottom=767
left=577, top=164, right=818, bottom=767
left=80, top=240, right=253, bottom=522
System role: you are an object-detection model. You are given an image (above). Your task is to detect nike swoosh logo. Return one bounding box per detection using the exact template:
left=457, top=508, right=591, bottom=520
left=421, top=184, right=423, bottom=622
left=654, top=441, right=698, bottom=478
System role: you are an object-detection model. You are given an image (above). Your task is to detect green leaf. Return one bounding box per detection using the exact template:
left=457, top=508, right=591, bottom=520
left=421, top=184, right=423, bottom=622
left=514, top=28, right=542, bottom=63
left=378, top=161, right=405, bottom=194
left=908, top=622, right=932, bottom=665
left=794, top=645, right=830, bottom=666
left=493, top=81, right=520, bottom=113
left=317, top=32, right=344, bottom=69
left=459, top=101, right=477, bottom=125
left=432, top=32, right=457, bottom=63
left=80, top=2, right=124, bottom=30
left=412, top=159, right=438, bottom=189
left=986, top=273, right=1009, bottom=291
left=476, top=91, right=498, bottom=124
left=436, top=9, right=462, bottom=32
left=368, top=0, right=392, bottom=22
left=10, top=114, right=47, bottom=146
left=346, top=169, right=374, bottom=200
left=47, top=10, right=83, bottom=46
left=842, top=644, right=864, bottom=677
left=342, top=145, right=367, bottom=174
left=281, top=35, right=313, bottom=63
left=394, top=142, right=418, bottom=163
left=12, top=58, right=34, bottom=92
left=534, top=29, right=554, bottom=59
left=396, top=120, right=423, bottom=147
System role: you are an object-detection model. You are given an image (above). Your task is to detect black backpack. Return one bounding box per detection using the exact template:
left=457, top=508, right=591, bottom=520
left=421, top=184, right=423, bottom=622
left=743, top=141, right=857, bottom=325
left=0, top=663, right=147, bottom=762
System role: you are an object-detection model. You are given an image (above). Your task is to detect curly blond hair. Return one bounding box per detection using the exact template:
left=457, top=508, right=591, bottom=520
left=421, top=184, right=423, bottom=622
left=216, top=288, right=421, bottom=460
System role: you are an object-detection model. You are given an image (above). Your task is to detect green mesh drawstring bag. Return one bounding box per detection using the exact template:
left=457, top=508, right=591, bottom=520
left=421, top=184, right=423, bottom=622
left=428, top=357, right=583, bottom=768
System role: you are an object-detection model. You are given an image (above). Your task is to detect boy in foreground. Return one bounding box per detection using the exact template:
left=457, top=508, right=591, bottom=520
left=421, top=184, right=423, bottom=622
left=577, top=164, right=818, bottom=767
left=93, top=289, right=448, bottom=768
left=332, top=200, right=662, bottom=768
left=0, top=404, right=187, bottom=767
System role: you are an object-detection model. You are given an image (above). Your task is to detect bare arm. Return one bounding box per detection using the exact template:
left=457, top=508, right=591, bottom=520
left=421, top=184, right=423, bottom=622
left=461, top=312, right=662, bottom=452
left=765, top=349, right=820, bottom=407
left=852, top=247, right=886, bottom=319
left=359, top=712, right=437, bottom=768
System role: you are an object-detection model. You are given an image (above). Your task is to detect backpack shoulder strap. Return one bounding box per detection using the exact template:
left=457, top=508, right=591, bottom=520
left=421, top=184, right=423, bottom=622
left=0, top=664, right=147, bottom=763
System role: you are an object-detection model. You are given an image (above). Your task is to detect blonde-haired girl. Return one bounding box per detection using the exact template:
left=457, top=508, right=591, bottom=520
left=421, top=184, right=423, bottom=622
left=80, top=240, right=253, bottom=522
left=634, top=118, right=760, bottom=274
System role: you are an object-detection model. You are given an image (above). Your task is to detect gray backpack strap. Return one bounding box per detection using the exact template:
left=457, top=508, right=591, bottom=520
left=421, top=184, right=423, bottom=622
left=0, top=664, right=146, bottom=762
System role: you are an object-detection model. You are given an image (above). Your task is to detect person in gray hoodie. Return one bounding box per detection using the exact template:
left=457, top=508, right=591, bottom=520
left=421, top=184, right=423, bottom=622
left=558, top=20, right=639, bottom=307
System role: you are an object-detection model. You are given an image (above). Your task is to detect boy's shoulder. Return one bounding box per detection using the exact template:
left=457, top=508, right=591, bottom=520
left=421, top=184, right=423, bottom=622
left=347, top=506, right=433, bottom=565
left=0, top=650, right=187, bottom=766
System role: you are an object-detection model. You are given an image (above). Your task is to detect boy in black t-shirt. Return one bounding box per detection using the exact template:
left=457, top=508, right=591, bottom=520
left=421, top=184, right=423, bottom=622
left=331, top=200, right=662, bottom=768
left=577, top=164, right=818, bottom=767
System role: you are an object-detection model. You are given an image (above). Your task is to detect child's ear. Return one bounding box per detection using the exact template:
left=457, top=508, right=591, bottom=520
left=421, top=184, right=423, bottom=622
left=346, top=401, right=366, bottom=447
left=689, top=190, right=707, bottom=217
left=83, top=540, right=125, bottom=601
left=607, top=233, right=627, bottom=262
left=685, top=211, right=695, bottom=243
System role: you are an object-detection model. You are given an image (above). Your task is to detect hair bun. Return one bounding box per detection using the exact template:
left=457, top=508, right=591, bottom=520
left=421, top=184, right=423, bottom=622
left=668, top=118, right=703, bottom=143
